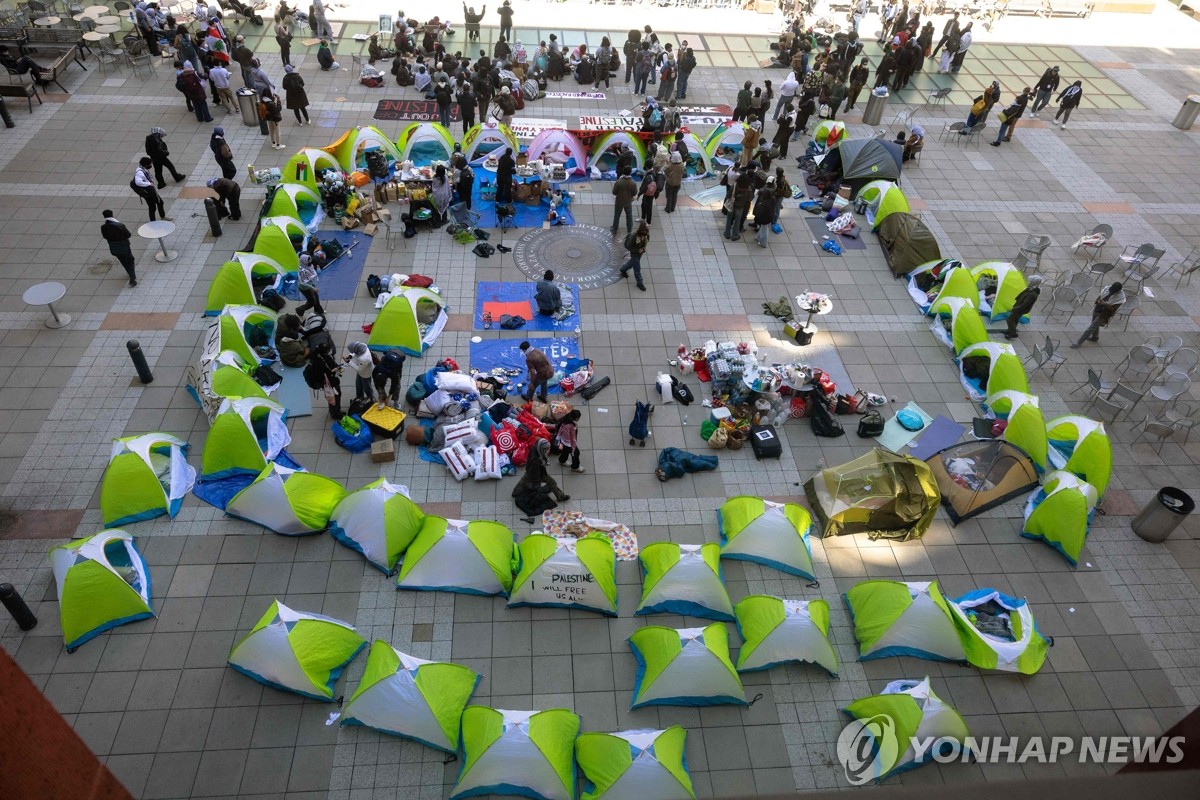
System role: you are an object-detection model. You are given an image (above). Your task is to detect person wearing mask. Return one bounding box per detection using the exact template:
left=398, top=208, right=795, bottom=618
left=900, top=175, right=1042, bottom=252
left=990, top=87, right=1029, bottom=146
left=343, top=342, right=377, bottom=401
left=663, top=151, right=685, bottom=214
left=610, top=168, right=636, bottom=237
left=131, top=158, right=171, bottom=222
left=100, top=211, right=139, bottom=287
left=1054, top=80, right=1084, bottom=129
left=206, top=177, right=242, bottom=221
left=520, top=341, right=553, bottom=402
left=1030, top=65, right=1060, bottom=117
left=828, top=76, right=847, bottom=120
left=280, top=64, right=309, bottom=125
left=210, top=127, right=237, bottom=180
left=535, top=270, right=563, bottom=316
left=844, top=58, right=869, bottom=112
left=1070, top=282, right=1126, bottom=348
left=619, top=219, right=650, bottom=291
left=1003, top=275, right=1042, bottom=339
left=143, top=128, right=186, bottom=189
left=637, top=163, right=663, bottom=226
left=496, top=146, right=515, bottom=204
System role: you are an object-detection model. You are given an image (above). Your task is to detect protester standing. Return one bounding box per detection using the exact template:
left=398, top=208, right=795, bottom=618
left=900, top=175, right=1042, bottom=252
left=663, top=151, right=684, bottom=213
left=724, top=170, right=753, bottom=241
left=274, top=14, right=293, bottom=66
left=520, top=341, right=553, bottom=402
left=131, top=158, right=170, bottom=222
left=1054, top=81, right=1084, bottom=129
left=1070, top=283, right=1126, bottom=348
left=991, top=88, right=1029, bottom=146
left=178, top=62, right=213, bottom=122
left=638, top=164, right=663, bottom=226
left=372, top=348, right=406, bottom=408
left=676, top=45, right=696, bottom=100
left=1003, top=276, right=1042, bottom=338
left=551, top=410, right=585, bottom=472
left=496, top=147, right=515, bottom=204
left=144, top=128, right=186, bottom=189
left=101, top=211, right=138, bottom=287
left=281, top=65, right=310, bottom=125
left=209, top=62, right=236, bottom=113
left=752, top=178, right=776, bottom=248
left=497, top=0, right=513, bottom=42
left=845, top=58, right=869, bottom=111
left=343, top=342, right=377, bottom=401
left=620, top=220, right=650, bottom=291
left=260, top=88, right=284, bottom=149
left=611, top=169, right=636, bottom=236
left=210, top=127, right=237, bottom=180
left=1030, top=66, right=1060, bottom=117
left=232, top=35, right=255, bottom=87
left=932, top=12, right=960, bottom=56
left=950, top=22, right=972, bottom=73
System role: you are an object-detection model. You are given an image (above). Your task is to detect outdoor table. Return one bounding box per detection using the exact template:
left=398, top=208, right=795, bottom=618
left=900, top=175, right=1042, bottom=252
left=95, top=24, right=120, bottom=34
left=34, top=16, right=61, bottom=26
left=73, top=12, right=96, bottom=22
left=22, top=282, right=71, bottom=329
left=94, top=15, right=121, bottom=26
left=138, top=220, right=178, bottom=263
left=85, top=5, right=113, bottom=15
left=82, top=31, right=108, bottom=43
left=795, top=293, right=833, bottom=331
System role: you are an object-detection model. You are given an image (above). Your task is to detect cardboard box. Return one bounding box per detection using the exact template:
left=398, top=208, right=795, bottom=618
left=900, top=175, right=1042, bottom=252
left=370, top=438, right=395, bottom=463
left=341, top=215, right=360, bottom=230
left=837, top=184, right=852, bottom=200
left=362, top=223, right=378, bottom=237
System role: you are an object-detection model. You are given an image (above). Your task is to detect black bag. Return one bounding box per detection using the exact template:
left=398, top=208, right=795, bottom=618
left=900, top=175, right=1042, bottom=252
left=306, top=329, right=334, bottom=356
left=623, top=232, right=636, bottom=252
left=347, top=397, right=373, bottom=418
left=580, top=375, right=610, bottom=400
left=670, top=376, right=694, bottom=405
left=302, top=361, right=325, bottom=390
left=628, top=400, right=653, bottom=446
left=473, top=242, right=496, bottom=257
left=857, top=409, right=885, bottom=438
left=253, top=364, right=282, bottom=386
left=366, top=274, right=382, bottom=298
left=321, top=239, right=345, bottom=259
left=749, top=424, right=783, bottom=459
left=364, top=149, right=389, bottom=179
left=259, top=288, right=287, bottom=311
left=499, top=314, right=526, bottom=329
left=810, top=398, right=845, bottom=438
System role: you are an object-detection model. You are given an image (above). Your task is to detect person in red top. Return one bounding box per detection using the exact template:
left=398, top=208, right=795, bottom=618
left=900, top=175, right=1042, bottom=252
left=550, top=410, right=585, bottom=472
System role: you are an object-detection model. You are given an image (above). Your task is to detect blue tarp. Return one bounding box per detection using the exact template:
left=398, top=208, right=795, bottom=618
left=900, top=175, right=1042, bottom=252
left=473, top=281, right=581, bottom=332
left=192, top=450, right=304, bottom=511
left=281, top=230, right=371, bottom=302
left=468, top=336, right=581, bottom=396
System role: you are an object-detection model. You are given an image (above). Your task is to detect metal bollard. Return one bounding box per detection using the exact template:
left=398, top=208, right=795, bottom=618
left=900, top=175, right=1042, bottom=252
left=0, top=583, right=38, bottom=631
left=0, top=98, right=13, bottom=129
left=204, top=197, right=222, bottom=237
left=127, top=340, right=154, bottom=384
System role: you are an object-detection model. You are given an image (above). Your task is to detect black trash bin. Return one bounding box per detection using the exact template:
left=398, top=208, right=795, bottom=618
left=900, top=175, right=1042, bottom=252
left=1131, top=487, right=1194, bottom=543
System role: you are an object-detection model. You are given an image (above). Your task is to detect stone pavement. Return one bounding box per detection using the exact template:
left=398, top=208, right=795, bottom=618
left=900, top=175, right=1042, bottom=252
left=1, top=8, right=1199, bottom=800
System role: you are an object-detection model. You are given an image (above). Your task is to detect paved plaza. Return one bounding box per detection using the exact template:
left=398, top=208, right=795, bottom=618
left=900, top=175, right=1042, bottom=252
left=1, top=4, right=1199, bottom=799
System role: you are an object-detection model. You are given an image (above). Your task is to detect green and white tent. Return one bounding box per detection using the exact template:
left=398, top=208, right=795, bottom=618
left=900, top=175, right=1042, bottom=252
left=636, top=542, right=733, bottom=621
left=49, top=529, right=155, bottom=651
left=717, top=496, right=816, bottom=581
left=203, top=252, right=286, bottom=316
left=259, top=214, right=309, bottom=248
left=957, top=341, right=1029, bottom=402
left=812, top=119, right=846, bottom=147
left=508, top=534, right=618, bottom=615
left=283, top=147, right=345, bottom=191
left=906, top=259, right=965, bottom=309
left=628, top=624, right=746, bottom=709
left=397, top=518, right=517, bottom=597
left=202, top=397, right=290, bottom=481
left=451, top=707, right=581, bottom=800
left=100, top=433, right=195, bottom=527
left=327, top=125, right=404, bottom=173
left=1046, top=415, right=1112, bottom=496
left=217, top=304, right=278, bottom=365
left=341, top=640, right=480, bottom=753
left=329, top=479, right=422, bottom=574
left=926, top=267, right=979, bottom=316
left=971, top=261, right=1028, bottom=321
left=576, top=726, right=695, bottom=800
left=252, top=223, right=300, bottom=273
left=986, top=390, right=1048, bottom=471
left=266, top=182, right=321, bottom=221
left=842, top=677, right=970, bottom=782
left=225, top=463, right=348, bottom=535
left=844, top=580, right=965, bottom=663
left=367, top=288, right=449, bottom=356
left=227, top=599, right=366, bottom=700
left=1023, top=470, right=1099, bottom=566
left=947, top=588, right=1049, bottom=674
left=396, top=121, right=456, bottom=166
left=733, top=596, right=838, bottom=675
left=186, top=322, right=270, bottom=421
left=929, top=296, right=987, bottom=355
left=856, top=180, right=909, bottom=230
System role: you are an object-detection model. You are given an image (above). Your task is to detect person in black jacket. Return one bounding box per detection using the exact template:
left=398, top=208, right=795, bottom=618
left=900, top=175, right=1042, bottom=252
left=463, top=4, right=485, bottom=40
left=207, top=177, right=242, bottom=221
left=497, top=0, right=513, bottom=42
left=495, top=147, right=515, bottom=204
left=210, top=127, right=237, bottom=180
left=1054, top=80, right=1084, bottom=129
left=874, top=51, right=897, bottom=89
left=1029, top=65, right=1060, bottom=117
left=100, top=211, right=138, bottom=287
left=144, top=127, right=186, bottom=189
left=433, top=79, right=454, bottom=128
left=991, top=87, right=1029, bottom=146
left=456, top=81, right=476, bottom=132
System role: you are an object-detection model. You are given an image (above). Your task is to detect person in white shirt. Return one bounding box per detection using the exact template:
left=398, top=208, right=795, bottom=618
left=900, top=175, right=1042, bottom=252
left=774, top=73, right=799, bottom=121
left=208, top=63, right=235, bottom=112
left=877, top=2, right=897, bottom=44
left=296, top=253, right=324, bottom=316
left=343, top=342, right=378, bottom=400
left=852, top=0, right=869, bottom=33
left=131, top=158, right=171, bottom=222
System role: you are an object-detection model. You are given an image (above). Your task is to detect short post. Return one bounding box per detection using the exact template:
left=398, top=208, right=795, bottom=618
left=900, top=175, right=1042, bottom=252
left=204, top=197, right=222, bottom=238
left=0, top=583, right=37, bottom=631
left=127, top=340, right=154, bottom=384
left=0, top=98, right=13, bottom=129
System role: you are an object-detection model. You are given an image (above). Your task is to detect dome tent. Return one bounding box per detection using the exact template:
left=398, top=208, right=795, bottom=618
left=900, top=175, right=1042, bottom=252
left=283, top=146, right=344, bottom=191
left=733, top=596, right=838, bottom=675
left=329, top=478, right=422, bottom=574
left=804, top=449, right=940, bottom=541
left=266, top=182, right=321, bottom=223
left=525, top=128, right=589, bottom=176
left=204, top=252, right=286, bottom=315
left=201, top=397, right=291, bottom=481
left=185, top=344, right=268, bottom=423
left=462, top=122, right=519, bottom=166
left=50, top=530, right=154, bottom=651
left=227, top=599, right=365, bottom=700
left=905, top=258, right=965, bottom=309
left=367, top=288, right=449, bottom=355
left=1022, top=470, right=1099, bottom=565
left=258, top=214, right=309, bottom=248
left=947, top=588, right=1050, bottom=674
left=252, top=223, right=300, bottom=273
left=217, top=304, right=278, bottom=365
left=451, top=706, right=581, bottom=800
left=628, top=624, right=746, bottom=709
left=842, top=677, right=971, bottom=782
left=844, top=580, right=966, bottom=662
left=508, top=534, right=618, bottom=615
left=923, top=439, right=1040, bottom=524
left=879, top=213, right=941, bottom=277
left=326, top=125, right=404, bottom=173
left=716, top=496, right=816, bottom=580
left=821, top=137, right=902, bottom=192
left=588, top=131, right=648, bottom=176
left=576, top=726, right=696, bottom=800
left=856, top=179, right=909, bottom=230
left=926, top=267, right=980, bottom=316
left=702, top=121, right=749, bottom=166
left=675, top=131, right=715, bottom=177
left=1046, top=415, right=1112, bottom=496
left=396, top=121, right=456, bottom=166
left=971, top=261, right=1028, bottom=321
left=225, top=463, right=348, bottom=535
left=957, top=341, right=1029, bottom=402
left=636, top=542, right=733, bottom=621
left=987, top=390, right=1048, bottom=471
left=341, top=641, right=480, bottom=753
left=929, top=296, right=987, bottom=355
left=813, top=118, right=846, bottom=148
left=396, top=518, right=517, bottom=597
left=100, top=433, right=195, bottom=528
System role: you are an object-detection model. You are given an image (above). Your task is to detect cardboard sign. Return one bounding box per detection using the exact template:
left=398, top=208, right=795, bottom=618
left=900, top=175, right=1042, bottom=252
left=373, top=98, right=461, bottom=122
left=508, top=117, right=568, bottom=139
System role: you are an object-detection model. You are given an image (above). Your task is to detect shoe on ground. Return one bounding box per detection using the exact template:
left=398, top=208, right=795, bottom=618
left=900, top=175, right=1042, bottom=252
left=571, top=467, right=586, bottom=473
left=175, top=174, right=186, bottom=182
left=157, top=182, right=166, bottom=189
left=162, top=216, right=174, bottom=221
left=990, top=141, right=1000, bottom=147
left=1060, top=123, right=1067, bottom=129
left=128, top=280, right=137, bottom=287
left=1069, top=343, right=1080, bottom=349
left=636, top=283, right=646, bottom=291
left=618, top=270, right=628, bottom=279
left=560, top=495, right=571, bottom=502
left=1004, top=333, right=1017, bottom=339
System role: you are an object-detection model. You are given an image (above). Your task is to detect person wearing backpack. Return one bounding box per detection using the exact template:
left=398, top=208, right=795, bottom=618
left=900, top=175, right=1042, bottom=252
left=655, top=52, right=675, bottom=102
left=144, top=127, right=186, bottom=189
left=634, top=42, right=653, bottom=95
left=372, top=348, right=406, bottom=408
left=177, top=61, right=213, bottom=122
left=676, top=45, right=696, bottom=100
left=210, top=127, right=237, bottom=180
left=619, top=220, right=650, bottom=291
left=622, top=29, right=640, bottom=83
left=259, top=88, right=284, bottom=149
left=643, top=101, right=664, bottom=133
left=610, top=168, right=636, bottom=236
left=593, top=36, right=612, bottom=89
left=637, top=167, right=663, bottom=227
left=663, top=150, right=684, bottom=213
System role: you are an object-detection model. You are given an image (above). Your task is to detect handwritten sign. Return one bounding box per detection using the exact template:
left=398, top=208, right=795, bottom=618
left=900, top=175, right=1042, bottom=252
left=546, top=91, right=607, bottom=100
left=373, top=98, right=461, bottom=122
left=578, top=115, right=643, bottom=131
left=508, top=117, right=567, bottom=139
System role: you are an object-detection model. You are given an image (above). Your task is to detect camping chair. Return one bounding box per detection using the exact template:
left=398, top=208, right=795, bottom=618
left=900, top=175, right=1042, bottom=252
left=448, top=201, right=482, bottom=232
left=1164, top=246, right=1200, bottom=288
left=1072, top=223, right=1112, bottom=264
left=1149, top=372, right=1191, bottom=412
left=1070, top=368, right=1116, bottom=405
left=1116, top=345, right=1161, bottom=386
left=1107, top=382, right=1146, bottom=421
left=497, top=204, right=517, bottom=232
left=1082, top=260, right=1114, bottom=287
left=1012, top=234, right=1052, bottom=272
left=926, top=86, right=952, bottom=110
left=1048, top=285, right=1081, bottom=317
left=1115, top=292, right=1141, bottom=330
left=1165, top=348, right=1199, bottom=379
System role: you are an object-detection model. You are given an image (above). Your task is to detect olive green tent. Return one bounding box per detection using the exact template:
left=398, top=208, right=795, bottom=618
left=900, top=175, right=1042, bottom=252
left=879, top=213, right=942, bottom=277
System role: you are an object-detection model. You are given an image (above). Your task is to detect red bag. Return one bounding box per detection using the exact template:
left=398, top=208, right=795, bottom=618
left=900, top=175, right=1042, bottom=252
left=510, top=441, right=530, bottom=466
left=817, top=372, right=837, bottom=396
left=402, top=274, right=434, bottom=288
left=789, top=396, right=808, bottom=419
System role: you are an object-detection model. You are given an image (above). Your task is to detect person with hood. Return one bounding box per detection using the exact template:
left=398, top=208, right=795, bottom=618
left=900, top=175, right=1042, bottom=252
left=206, top=176, right=242, bottom=221
left=277, top=65, right=309, bottom=125
left=1030, top=66, right=1060, bottom=117
left=619, top=219, right=650, bottom=291
left=210, top=127, right=237, bottom=180
left=495, top=146, right=515, bottom=204
left=965, top=80, right=1000, bottom=128
left=463, top=4, right=485, bottom=41
left=535, top=270, right=563, bottom=316
left=663, top=150, right=685, bottom=213
left=367, top=34, right=394, bottom=63
left=100, top=211, right=138, bottom=287
left=131, top=157, right=171, bottom=222
left=433, top=79, right=454, bottom=128
left=494, top=84, right=516, bottom=127
left=916, top=22, right=934, bottom=71
left=990, top=87, right=1029, bottom=146
left=752, top=177, right=776, bottom=248
left=431, top=163, right=452, bottom=222
left=343, top=342, right=377, bottom=401
left=144, top=128, right=186, bottom=189
left=452, top=154, right=475, bottom=209
left=637, top=162, right=663, bottom=226
left=310, top=338, right=344, bottom=419
left=1003, top=275, right=1042, bottom=339
left=1070, top=282, right=1125, bottom=348
left=493, top=35, right=511, bottom=62
left=249, top=58, right=275, bottom=96
left=874, top=50, right=897, bottom=89
left=178, top=62, right=213, bottom=122
left=550, top=409, right=585, bottom=472
left=893, top=40, right=920, bottom=91
left=513, top=438, right=569, bottom=522
left=316, top=39, right=338, bottom=71
left=1054, top=80, right=1084, bottom=129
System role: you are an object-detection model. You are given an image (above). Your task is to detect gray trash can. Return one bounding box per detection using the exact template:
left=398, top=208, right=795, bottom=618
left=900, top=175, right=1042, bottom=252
left=862, top=88, right=889, bottom=126
left=1171, top=95, right=1200, bottom=130
left=1131, top=486, right=1194, bottom=543
left=237, top=88, right=259, bottom=127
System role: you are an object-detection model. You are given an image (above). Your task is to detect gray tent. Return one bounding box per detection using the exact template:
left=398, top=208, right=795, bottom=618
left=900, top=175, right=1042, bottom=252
left=825, top=139, right=903, bottom=192
left=879, top=212, right=941, bottom=276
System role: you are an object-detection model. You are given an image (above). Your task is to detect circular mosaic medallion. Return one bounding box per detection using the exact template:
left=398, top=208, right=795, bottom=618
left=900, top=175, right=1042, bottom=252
left=511, top=224, right=624, bottom=289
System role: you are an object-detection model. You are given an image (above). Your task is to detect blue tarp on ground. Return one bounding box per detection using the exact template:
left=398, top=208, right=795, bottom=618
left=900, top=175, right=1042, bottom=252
left=276, top=365, right=314, bottom=418
left=473, top=281, right=581, bottom=331
left=191, top=450, right=304, bottom=510
left=468, top=336, right=581, bottom=396
left=470, top=172, right=576, bottom=229
left=282, top=230, right=371, bottom=302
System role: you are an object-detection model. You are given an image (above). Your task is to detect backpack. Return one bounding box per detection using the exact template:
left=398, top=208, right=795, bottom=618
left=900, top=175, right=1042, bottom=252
left=640, top=50, right=654, bottom=71
left=680, top=51, right=696, bottom=72
left=810, top=398, right=845, bottom=438
left=857, top=409, right=885, bottom=438
left=660, top=63, right=674, bottom=81
left=321, top=239, right=344, bottom=259
left=644, top=179, right=657, bottom=198
left=365, top=273, right=382, bottom=297
left=648, top=107, right=663, bottom=128
left=257, top=100, right=269, bottom=121
left=218, top=139, right=233, bottom=161
left=302, top=360, right=325, bottom=390
left=623, top=40, right=636, bottom=59
left=623, top=232, right=637, bottom=252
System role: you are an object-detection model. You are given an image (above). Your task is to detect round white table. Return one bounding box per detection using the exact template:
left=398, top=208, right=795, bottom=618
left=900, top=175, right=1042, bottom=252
left=138, top=220, right=178, bottom=263
left=82, top=31, right=107, bottom=43
left=22, top=282, right=71, bottom=329
left=85, top=5, right=112, bottom=14
left=94, top=15, right=120, bottom=26
left=96, top=24, right=120, bottom=35
left=34, top=15, right=61, bottom=26
left=73, top=12, right=95, bottom=22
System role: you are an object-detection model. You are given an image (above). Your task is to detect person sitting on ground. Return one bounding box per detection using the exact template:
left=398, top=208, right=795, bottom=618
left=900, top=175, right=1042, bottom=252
left=275, top=314, right=309, bottom=367
left=535, top=270, right=564, bottom=316
left=413, top=63, right=431, bottom=93
left=367, top=33, right=394, bottom=63
left=316, top=39, right=338, bottom=70
left=513, top=438, right=570, bottom=522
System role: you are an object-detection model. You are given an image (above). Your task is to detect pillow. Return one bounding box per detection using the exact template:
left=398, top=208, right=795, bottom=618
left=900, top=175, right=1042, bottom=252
left=444, top=419, right=483, bottom=449
left=435, top=371, right=476, bottom=393
left=897, top=409, right=925, bottom=431
left=473, top=445, right=501, bottom=480
left=440, top=442, right=476, bottom=481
